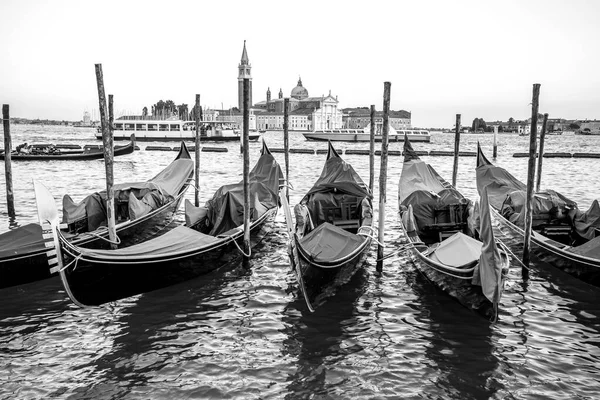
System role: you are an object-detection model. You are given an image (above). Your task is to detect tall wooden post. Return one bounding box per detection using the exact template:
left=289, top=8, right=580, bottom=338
left=284, top=98, right=290, bottom=201
left=369, top=105, right=376, bottom=192
left=535, top=113, right=549, bottom=193
left=376, top=82, right=391, bottom=273
left=195, top=94, right=201, bottom=207
left=95, top=65, right=117, bottom=249
left=452, top=114, right=461, bottom=187
left=2, top=105, right=15, bottom=219
left=522, top=83, right=541, bottom=276
left=493, top=125, right=498, bottom=158
left=242, top=78, right=251, bottom=262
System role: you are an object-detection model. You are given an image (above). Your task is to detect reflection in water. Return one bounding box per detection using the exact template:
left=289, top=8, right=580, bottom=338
left=281, top=268, right=367, bottom=399
left=410, top=271, right=502, bottom=399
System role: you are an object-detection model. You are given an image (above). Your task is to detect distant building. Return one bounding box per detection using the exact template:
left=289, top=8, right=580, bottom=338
left=254, top=78, right=342, bottom=131
left=342, top=108, right=411, bottom=131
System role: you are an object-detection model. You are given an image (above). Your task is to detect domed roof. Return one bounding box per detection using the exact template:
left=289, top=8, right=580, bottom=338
left=291, top=77, right=308, bottom=100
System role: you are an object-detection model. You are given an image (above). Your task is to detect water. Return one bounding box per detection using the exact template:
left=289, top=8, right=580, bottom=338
left=1, top=125, right=599, bottom=399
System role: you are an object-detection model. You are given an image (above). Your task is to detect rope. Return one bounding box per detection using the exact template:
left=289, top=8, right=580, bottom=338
left=231, top=236, right=251, bottom=258
left=60, top=253, right=82, bottom=272
left=494, top=236, right=530, bottom=271
left=375, top=241, right=428, bottom=262
left=86, top=229, right=121, bottom=245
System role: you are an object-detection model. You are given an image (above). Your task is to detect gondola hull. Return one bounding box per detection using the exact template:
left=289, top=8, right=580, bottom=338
left=491, top=207, right=600, bottom=286
left=291, top=233, right=371, bottom=310
left=398, top=219, right=509, bottom=319
left=57, top=208, right=277, bottom=306
left=0, top=138, right=135, bottom=161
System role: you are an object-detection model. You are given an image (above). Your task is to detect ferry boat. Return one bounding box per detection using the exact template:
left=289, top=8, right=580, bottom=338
left=302, top=124, right=430, bottom=143
left=97, top=119, right=260, bottom=142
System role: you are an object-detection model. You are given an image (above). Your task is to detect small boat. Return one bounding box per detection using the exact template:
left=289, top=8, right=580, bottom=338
left=0, top=144, right=193, bottom=289
left=0, top=135, right=135, bottom=161
left=34, top=140, right=282, bottom=306
left=100, top=118, right=260, bottom=142
left=398, top=137, right=510, bottom=319
left=302, top=124, right=430, bottom=143
left=476, top=144, right=600, bottom=287
left=283, top=141, right=373, bottom=311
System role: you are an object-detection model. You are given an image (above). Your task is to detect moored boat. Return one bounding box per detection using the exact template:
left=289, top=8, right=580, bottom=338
left=0, top=135, right=135, bottom=161
left=99, top=118, right=260, bottom=142
left=476, top=144, right=600, bottom=286
left=1, top=143, right=193, bottom=289
left=34, top=140, right=282, bottom=306
left=398, top=137, right=510, bottom=319
left=283, top=141, right=373, bottom=311
left=303, top=123, right=430, bottom=143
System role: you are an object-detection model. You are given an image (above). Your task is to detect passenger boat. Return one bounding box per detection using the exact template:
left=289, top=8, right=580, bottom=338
left=398, top=137, right=510, bottom=320
left=1, top=144, right=193, bottom=289
left=302, top=123, right=430, bottom=143
left=99, top=118, right=260, bottom=142
left=0, top=135, right=135, bottom=161
left=282, top=141, right=373, bottom=311
left=476, top=144, right=600, bottom=287
left=34, top=140, right=282, bottom=306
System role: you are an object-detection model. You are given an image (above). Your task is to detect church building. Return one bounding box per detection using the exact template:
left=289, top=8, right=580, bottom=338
left=253, top=78, right=342, bottom=131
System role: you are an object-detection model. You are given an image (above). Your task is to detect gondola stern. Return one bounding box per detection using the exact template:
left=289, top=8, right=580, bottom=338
left=177, top=141, right=192, bottom=160
left=403, top=134, right=420, bottom=162
left=476, top=142, right=492, bottom=168
left=326, top=140, right=341, bottom=160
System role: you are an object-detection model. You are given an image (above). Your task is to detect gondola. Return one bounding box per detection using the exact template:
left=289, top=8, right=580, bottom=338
left=282, top=141, right=373, bottom=312
left=34, top=140, right=282, bottom=306
left=0, top=134, right=136, bottom=161
left=476, top=143, right=600, bottom=286
left=398, top=137, right=510, bottom=320
left=0, top=143, right=193, bottom=289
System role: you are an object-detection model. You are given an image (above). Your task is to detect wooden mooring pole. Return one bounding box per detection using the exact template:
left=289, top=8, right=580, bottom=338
left=376, top=82, right=391, bottom=273
left=369, top=105, right=375, bottom=192
left=2, top=104, right=15, bottom=220
left=95, top=65, right=117, bottom=249
left=284, top=98, right=290, bottom=201
left=493, top=125, right=498, bottom=158
left=242, top=78, right=251, bottom=262
left=452, top=114, right=461, bottom=187
left=522, top=83, right=541, bottom=277
left=535, top=113, right=549, bottom=193
left=195, top=94, right=201, bottom=207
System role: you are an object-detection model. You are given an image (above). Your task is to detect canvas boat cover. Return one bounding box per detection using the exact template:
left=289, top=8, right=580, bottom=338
left=429, top=232, right=482, bottom=267
left=72, top=225, right=219, bottom=260
left=62, top=154, right=194, bottom=231
left=298, top=222, right=365, bottom=263
left=203, top=149, right=282, bottom=236
left=0, top=223, right=45, bottom=259
left=301, top=145, right=370, bottom=226
left=476, top=145, right=600, bottom=240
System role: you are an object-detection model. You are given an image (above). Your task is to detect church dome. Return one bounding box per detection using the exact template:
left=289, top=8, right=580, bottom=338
left=291, top=77, right=308, bottom=100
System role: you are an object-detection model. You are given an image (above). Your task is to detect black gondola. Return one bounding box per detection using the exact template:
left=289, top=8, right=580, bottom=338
left=282, top=141, right=373, bottom=311
left=1, top=142, right=193, bottom=289
left=0, top=134, right=135, bottom=161
left=398, top=137, right=510, bottom=319
left=476, top=143, right=600, bottom=286
left=34, top=141, right=282, bottom=306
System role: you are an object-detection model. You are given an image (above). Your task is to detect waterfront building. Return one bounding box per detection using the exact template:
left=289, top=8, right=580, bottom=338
left=254, top=78, right=342, bottom=131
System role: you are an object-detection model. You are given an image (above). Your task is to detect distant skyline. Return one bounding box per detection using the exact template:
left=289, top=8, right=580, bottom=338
left=1, top=0, right=599, bottom=128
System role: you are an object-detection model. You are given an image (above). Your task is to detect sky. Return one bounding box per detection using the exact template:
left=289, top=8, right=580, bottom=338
left=1, top=0, right=599, bottom=128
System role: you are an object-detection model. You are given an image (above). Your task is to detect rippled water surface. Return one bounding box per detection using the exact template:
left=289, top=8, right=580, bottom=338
left=1, top=125, right=600, bottom=399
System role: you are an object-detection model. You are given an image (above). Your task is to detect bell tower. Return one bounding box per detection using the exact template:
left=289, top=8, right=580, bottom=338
left=237, top=40, right=252, bottom=111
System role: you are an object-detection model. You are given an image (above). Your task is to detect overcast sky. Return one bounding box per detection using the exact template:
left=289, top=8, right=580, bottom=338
left=1, top=0, right=598, bottom=128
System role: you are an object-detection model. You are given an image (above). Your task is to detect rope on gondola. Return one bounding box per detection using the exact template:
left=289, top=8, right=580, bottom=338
left=87, top=229, right=121, bottom=245
left=494, top=236, right=531, bottom=271
left=357, top=226, right=384, bottom=246
left=231, top=235, right=251, bottom=258
left=60, top=253, right=82, bottom=272
left=376, top=241, right=428, bottom=262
